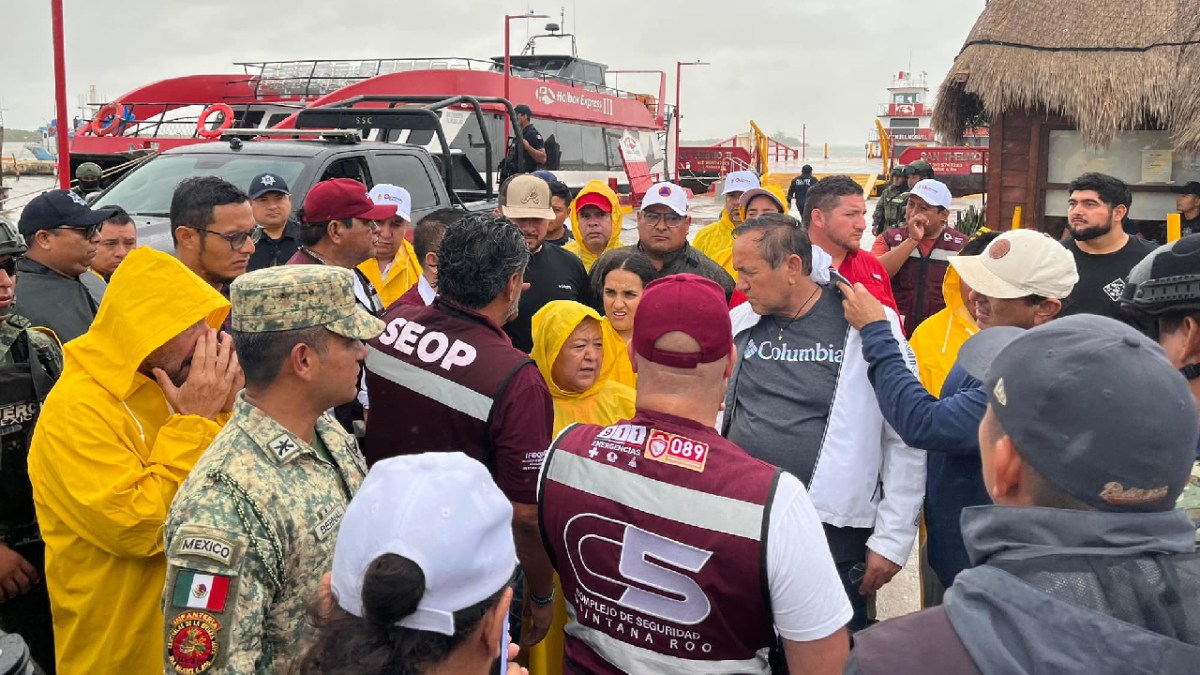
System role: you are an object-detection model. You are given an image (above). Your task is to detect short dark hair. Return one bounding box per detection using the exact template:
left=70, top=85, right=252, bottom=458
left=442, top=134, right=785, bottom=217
left=295, top=553, right=509, bottom=675
left=1068, top=172, right=1132, bottom=210
left=959, top=231, right=1000, bottom=257
left=547, top=180, right=572, bottom=205
left=232, top=326, right=328, bottom=386
left=102, top=205, right=134, bottom=227
left=803, top=175, right=863, bottom=227
left=169, top=176, right=249, bottom=246
left=413, top=208, right=465, bottom=261
left=437, top=213, right=530, bottom=309
left=733, top=213, right=813, bottom=274
left=589, top=247, right=658, bottom=300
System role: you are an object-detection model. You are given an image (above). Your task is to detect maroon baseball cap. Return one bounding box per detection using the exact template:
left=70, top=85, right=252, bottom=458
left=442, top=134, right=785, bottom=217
left=632, top=274, right=732, bottom=369
left=303, top=178, right=397, bottom=223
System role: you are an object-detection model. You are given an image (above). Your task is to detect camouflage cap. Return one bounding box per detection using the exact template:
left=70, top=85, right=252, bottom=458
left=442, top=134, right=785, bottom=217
left=230, top=266, right=385, bottom=339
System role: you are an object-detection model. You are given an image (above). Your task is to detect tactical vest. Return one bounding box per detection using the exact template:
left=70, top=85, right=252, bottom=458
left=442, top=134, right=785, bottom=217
left=363, top=299, right=532, bottom=472
left=539, top=412, right=780, bottom=674
left=0, top=328, right=57, bottom=548
left=882, top=227, right=969, bottom=335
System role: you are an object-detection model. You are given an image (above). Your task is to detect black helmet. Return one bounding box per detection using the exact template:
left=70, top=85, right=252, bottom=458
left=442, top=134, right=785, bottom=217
left=0, top=215, right=26, bottom=257
left=1121, top=234, right=1200, bottom=317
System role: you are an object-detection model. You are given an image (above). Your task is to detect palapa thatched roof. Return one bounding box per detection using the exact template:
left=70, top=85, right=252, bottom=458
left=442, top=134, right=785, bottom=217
left=934, top=0, right=1200, bottom=151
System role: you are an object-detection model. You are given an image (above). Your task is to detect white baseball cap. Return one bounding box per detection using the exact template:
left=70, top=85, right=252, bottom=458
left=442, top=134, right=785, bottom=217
left=722, top=170, right=760, bottom=195
left=368, top=184, right=412, bottom=221
left=949, top=230, right=1079, bottom=299
left=641, top=182, right=689, bottom=216
left=904, top=179, right=953, bottom=210
left=330, top=453, right=517, bottom=635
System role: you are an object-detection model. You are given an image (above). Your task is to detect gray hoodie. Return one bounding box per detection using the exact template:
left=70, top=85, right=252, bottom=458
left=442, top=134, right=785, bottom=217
left=945, top=505, right=1200, bottom=675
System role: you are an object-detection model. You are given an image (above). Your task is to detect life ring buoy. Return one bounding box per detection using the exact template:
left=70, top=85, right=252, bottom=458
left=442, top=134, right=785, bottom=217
left=196, top=104, right=235, bottom=139
left=90, top=102, right=125, bottom=137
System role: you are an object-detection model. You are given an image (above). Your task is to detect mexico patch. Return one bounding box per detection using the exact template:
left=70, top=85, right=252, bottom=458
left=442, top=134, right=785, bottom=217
left=644, top=429, right=710, bottom=472
left=168, top=611, right=220, bottom=674
left=172, top=570, right=231, bottom=612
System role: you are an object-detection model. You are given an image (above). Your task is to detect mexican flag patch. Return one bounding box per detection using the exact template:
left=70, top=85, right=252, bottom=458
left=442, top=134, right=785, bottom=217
left=172, top=570, right=230, bottom=612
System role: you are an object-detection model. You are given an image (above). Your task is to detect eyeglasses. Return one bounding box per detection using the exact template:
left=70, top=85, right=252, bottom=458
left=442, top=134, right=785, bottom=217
left=55, top=223, right=102, bottom=239
left=184, top=225, right=262, bottom=250
left=0, top=257, right=18, bottom=276
left=641, top=211, right=686, bottom=228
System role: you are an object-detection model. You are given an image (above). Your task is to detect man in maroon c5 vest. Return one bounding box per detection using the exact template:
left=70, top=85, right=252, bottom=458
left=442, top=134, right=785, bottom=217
left=871, top=179, right=968, bottom=335
left=538, top=274, right=852, bottom=675
left=363, top=212, right=557, bottom=647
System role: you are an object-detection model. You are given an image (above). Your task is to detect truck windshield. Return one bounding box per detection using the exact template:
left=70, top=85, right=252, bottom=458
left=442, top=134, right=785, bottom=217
left=96, top=155, right=307, bottom=215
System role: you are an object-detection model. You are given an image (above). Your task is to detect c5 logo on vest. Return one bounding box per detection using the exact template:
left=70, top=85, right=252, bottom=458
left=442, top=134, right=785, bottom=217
left=565, top=513, right=713, bottom=625
left=378, top=317, right=477, bottom=370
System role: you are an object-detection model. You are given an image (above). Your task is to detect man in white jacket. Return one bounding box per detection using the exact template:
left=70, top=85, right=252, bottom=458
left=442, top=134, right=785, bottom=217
left=722, top=213, right=925, bottom=631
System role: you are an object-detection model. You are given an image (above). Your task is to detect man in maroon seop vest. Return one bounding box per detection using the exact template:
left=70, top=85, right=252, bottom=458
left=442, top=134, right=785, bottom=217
left=362, top=212, right=556, bottom=647
left=538, top=274, right=852, bottom=674
left=871, top=179, right=968, bottom=335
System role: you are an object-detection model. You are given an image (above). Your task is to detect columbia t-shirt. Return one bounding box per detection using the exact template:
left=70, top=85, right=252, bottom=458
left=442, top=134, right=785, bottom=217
left=1061, top=236, right=1157, bottom=319
left=724, top=290, right=849, bottom=485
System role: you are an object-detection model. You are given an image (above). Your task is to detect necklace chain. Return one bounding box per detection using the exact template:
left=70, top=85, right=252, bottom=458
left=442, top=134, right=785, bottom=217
left=775, top=286, right=822, bottom=340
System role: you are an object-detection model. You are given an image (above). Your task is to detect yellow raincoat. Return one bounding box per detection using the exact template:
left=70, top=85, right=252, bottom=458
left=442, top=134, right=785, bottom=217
left=529, top=301, right=636, bottom=675
left=358, top=239, right=422, bottom=308
left=692, top=183, right=788, bottom=278
left=28, top=247, right=230, bottom=675
left=909, top=266, right=978, bottom=397
left=564, top=180, right=624, bottom=271
left=601, top=318, right=636, bottom=389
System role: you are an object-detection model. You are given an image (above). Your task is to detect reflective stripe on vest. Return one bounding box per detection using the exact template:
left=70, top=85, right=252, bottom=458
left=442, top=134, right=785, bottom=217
left=365, top=346, right=493, bottom=422
left=546, top=450, right=764, bottom=539
left=564, top=605, right=770, bottom=674
left=906, top=246, right=957, bottom=262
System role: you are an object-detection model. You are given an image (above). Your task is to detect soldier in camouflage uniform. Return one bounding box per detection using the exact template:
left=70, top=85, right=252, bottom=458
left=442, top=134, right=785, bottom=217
left=1120, top=234, right=1200, bottom=547
left=0, top=215, right=62, bottom=672
left=871, top=165, right=909, bottom=235
left=162, top=265, right=385, bottom=674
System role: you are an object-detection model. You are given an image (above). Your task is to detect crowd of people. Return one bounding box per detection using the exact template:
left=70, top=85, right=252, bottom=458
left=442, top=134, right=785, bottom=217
left=0, top=160, right=1198, bottom=675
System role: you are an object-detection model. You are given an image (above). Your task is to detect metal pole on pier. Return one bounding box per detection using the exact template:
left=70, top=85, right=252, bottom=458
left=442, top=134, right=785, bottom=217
left=51, top=0, right=72, bottom=189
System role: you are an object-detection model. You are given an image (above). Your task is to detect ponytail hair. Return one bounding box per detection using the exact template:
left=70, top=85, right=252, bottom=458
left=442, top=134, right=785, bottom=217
left=295, top=554, right=509, bottom=675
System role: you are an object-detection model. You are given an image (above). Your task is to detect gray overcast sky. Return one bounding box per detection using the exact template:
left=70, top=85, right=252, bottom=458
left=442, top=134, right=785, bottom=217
left=1, top=1, right=984, bottom=145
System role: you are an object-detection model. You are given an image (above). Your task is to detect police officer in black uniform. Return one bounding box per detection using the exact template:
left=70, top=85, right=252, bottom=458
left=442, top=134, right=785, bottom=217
left=0, top=215, right=63, bottom=673
left=500, top=104, right=547, bottom=182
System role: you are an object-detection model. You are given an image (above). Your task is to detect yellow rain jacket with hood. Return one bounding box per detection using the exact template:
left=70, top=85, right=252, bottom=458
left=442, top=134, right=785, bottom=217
left=692, top=183, right=788, bottom=278
left=908, top=265, right=978, bottom=397
left=564, top=180, right=624, bottom=271
left=600, top=319, right=637, bottom=389
left=529, top=300, right=636, bottom=675
left=28, top=247, right=230, bottom=675
left=358, top=239, right=422, bottom=308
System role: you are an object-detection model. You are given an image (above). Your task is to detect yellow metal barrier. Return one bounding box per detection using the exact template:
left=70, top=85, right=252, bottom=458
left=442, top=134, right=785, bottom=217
left=1012, top=206, right=1022, bottom=230
left=1167, top=213, right=1182, bottom=242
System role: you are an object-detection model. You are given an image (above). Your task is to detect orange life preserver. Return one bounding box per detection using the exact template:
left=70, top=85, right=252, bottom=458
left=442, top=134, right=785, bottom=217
left=90, top=102, right=124, bottom=137
left=196, top=103, right=235, bottom=139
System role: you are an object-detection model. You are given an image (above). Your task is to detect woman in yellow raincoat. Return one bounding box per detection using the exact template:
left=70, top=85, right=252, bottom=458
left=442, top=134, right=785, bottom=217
left=588, top=248, right=658, bottom=389
left=564, top=180, right=624, bottom=271
left=528, top=300, right=636, bottom=675
left=693, top=181, right=788, bottom=278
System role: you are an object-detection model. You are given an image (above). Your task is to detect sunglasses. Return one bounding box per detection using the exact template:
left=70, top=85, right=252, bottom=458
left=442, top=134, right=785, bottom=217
left=55, top=223, right=102, bottom=239
left=0, top=257, right=17, bottom=276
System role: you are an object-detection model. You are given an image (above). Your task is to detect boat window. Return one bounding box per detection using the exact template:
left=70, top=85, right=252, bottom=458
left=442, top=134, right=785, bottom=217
left=372, top=153, right=441, bottom=211
left=580, top=63, right=605, bottom=86
left=551, top=122, right=585, bottom=168
left=94, top=154, right=307, bottom=216
left=266, top=113, right=291, bottom=128
left=580, top=126, right=608, bottom=170
left=320, top=156, right=371, bottom=186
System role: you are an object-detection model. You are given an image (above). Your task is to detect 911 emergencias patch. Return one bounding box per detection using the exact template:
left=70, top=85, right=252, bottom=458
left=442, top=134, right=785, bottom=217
left=644, top=429, right=710, bottom=472
left=168, top=611, right=221, bottom=674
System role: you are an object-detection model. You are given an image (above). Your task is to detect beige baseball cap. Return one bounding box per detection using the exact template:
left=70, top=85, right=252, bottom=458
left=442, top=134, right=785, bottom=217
left=499, top=174, right=555, bottom=220
left=948, top=230, right=1079, bottom=299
